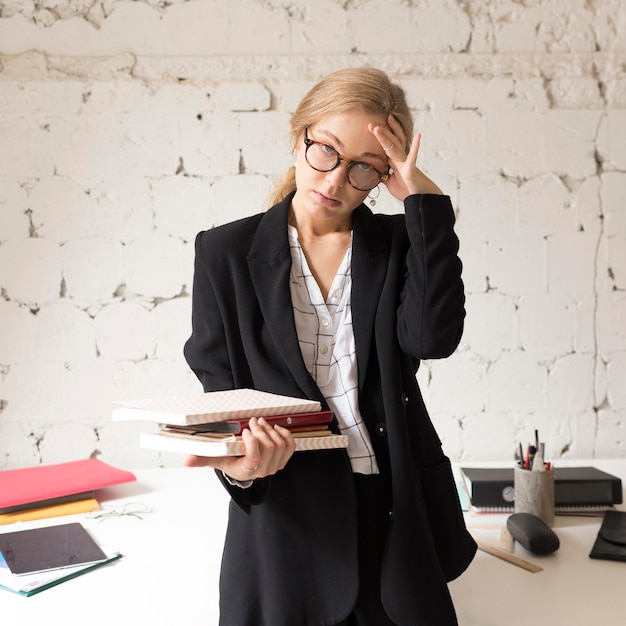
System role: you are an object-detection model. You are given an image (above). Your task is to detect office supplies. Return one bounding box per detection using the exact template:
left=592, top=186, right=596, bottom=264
left=525, top=445, right=536, bottom=470
left=466, top=522, right=515, bottom=552
left=589, top=510, right=626, bottom=562
left=0, top=459, right=136, bottom=514
left=518, top=430, right=547, bottom=470
left=112, top=388, right=322, bottom=426
left=474, top=539, right=543, bottom=573
left=531, top=443, right=545, bottom=471
left=507, top=513, right=560, bottom=554
left=461, top=466, right=622, bottom=509
left=514, top=466, right=555, bottom=525
left=2, top=460, right=624, bottom=624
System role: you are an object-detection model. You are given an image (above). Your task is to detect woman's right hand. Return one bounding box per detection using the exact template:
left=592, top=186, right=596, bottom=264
left=184, top=417, right=297, bottom=482
left=370, top=115, right=443, bottom=200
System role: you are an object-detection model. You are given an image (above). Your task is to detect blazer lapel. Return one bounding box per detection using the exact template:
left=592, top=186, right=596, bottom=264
left=246, top=198, right=388, bottom=400
left=351, top=205, right=390, bottom=391
left=247, top=197, right=323, bottom=402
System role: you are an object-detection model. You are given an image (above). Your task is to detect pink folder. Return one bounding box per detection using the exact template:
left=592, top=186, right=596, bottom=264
left=0, top=458, right=136, bottom=513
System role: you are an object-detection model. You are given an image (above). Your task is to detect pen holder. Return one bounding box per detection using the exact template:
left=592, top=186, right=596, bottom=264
left=514, top=467, right=555, bottom=527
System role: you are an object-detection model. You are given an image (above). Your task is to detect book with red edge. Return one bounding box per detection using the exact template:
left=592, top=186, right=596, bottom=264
left=162, top=409, right=334, bottom=435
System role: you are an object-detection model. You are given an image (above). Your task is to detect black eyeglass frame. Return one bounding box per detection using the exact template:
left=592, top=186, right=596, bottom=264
left=302, top=128, right=390, bottom=192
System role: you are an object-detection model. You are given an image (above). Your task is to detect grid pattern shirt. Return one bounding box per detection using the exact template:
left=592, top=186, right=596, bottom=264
left=288, top=225, right=379, bottom=475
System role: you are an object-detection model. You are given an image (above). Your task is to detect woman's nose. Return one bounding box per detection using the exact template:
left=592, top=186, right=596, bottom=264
left=324, top=161, right=349, bottom=188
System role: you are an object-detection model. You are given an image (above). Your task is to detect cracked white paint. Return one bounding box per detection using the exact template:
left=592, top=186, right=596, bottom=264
left=0, top=0, right=625, bottom=469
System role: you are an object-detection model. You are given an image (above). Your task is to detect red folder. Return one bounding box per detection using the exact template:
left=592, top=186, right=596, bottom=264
left=0, top=458, right=136, bottom=514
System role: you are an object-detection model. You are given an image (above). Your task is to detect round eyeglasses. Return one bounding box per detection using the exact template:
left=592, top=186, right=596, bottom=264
left=303, top=128, right=389, bottom=192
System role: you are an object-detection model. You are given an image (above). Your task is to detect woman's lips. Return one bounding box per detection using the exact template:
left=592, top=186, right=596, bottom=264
left=314, top=190, right=340, bottom=208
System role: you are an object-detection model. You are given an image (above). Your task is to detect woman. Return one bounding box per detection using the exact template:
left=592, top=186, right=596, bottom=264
left=183, top=67, right=476, bottom=626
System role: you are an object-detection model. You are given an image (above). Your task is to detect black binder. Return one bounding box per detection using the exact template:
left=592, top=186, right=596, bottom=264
left=461, top=466, right=623, bottom=508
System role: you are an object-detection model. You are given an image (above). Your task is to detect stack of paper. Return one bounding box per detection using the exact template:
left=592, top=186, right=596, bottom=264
left=113, top=388, right=349, bottom=457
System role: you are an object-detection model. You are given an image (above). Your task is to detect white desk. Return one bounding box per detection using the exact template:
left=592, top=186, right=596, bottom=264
left=450, top=458, right=626, bottom=626
left=1, top=467, right=228, bottom=626
left=1, top=460, right=625, bottom=626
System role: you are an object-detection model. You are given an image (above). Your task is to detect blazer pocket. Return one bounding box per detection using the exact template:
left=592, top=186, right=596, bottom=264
left=420, top=456, right=477, bottom=581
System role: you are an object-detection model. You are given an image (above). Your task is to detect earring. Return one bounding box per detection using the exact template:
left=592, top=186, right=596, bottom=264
left=293, top=150, right=299, bottom=166
left=368, top=186, right=380, bottom=207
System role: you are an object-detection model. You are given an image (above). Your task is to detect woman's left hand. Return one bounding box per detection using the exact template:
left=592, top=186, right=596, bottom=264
left=183, top=417, right=296, bottom=482
left=369, top=115, right=443, bottom=200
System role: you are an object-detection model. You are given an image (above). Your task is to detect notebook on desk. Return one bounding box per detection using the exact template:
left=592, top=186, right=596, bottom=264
left=0, top=522, right=108, bottom=576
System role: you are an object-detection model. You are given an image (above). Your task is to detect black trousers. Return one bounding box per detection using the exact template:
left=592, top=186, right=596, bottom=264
left=335, top=473, right=397, bottom=626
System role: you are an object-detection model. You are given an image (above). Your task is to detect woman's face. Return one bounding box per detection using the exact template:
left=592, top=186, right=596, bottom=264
left=291, top=110, right=389, bottom=227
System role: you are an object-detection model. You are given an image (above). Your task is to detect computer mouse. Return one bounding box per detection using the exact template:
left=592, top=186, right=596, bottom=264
left=507, top=512, right=560, bottom=555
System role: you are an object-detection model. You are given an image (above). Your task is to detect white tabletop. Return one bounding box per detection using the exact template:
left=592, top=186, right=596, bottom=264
left=450, top=458, right=626, bottom=626
left=1, top=459, right=625, bottom=626
left=1, top=466, right=228, bottom=626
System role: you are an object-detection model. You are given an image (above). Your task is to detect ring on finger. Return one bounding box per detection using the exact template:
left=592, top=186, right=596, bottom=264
left=241, top=463, right=258, bottom=472
left=383, top=143, right=393, bottom=151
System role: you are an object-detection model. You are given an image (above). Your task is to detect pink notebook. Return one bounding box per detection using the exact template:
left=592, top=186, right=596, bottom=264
left=0, top=458, right=136, bottom=513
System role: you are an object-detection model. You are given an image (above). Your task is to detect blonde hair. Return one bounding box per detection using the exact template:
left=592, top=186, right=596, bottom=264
left=267, top=67, right=413, bottom=207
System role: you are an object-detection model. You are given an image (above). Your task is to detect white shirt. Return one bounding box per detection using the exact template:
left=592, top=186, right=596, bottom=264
left=288, top=225, right=379, bottom=475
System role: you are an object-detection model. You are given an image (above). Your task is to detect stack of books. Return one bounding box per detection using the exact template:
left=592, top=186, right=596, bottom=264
left=460, top=466, right=623, bottom=515
left=112, top=388, right=349, bottom=457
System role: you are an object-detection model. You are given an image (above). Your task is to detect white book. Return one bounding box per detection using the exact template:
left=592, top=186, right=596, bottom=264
left=140, top=431, right=349, bottom=457
left=112, top=388, right=321, bottom=426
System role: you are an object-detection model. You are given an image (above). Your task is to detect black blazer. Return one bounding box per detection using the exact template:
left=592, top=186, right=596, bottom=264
left=184, top=193, right=476, bottom=626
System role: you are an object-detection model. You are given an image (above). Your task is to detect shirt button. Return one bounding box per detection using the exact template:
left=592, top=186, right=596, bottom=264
left=320, top=345, right=328, bottom=355
left=321, top=318, right=330, bottom=327
left=332, top=290, right=342, bottom=300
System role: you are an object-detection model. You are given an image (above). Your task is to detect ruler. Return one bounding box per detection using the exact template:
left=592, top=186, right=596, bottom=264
left=476, top=539, right=543, bottom=573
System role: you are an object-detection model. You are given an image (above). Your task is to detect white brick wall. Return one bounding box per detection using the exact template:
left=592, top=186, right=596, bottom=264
left=0, top=0, right=624, bottom=469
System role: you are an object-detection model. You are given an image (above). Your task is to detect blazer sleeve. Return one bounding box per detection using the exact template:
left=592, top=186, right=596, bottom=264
left=183, top=230, right=271, bottom=509
left=397, top=193, right=465, bottom=359
left=183, top=230, right=237, bottom=391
